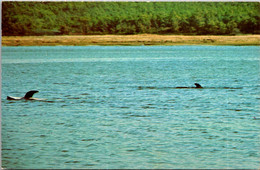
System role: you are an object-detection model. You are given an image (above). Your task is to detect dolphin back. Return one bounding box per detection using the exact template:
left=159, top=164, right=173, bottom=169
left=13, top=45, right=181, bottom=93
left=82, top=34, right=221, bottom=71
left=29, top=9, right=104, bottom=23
left=7, top=96, right=23, bottom=100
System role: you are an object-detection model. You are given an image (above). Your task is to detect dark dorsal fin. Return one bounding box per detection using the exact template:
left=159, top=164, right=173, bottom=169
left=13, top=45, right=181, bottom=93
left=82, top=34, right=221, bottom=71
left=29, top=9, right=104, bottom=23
left=194, top=83, right=203, bottom=88
left=24, top=90, right=39, bottom=99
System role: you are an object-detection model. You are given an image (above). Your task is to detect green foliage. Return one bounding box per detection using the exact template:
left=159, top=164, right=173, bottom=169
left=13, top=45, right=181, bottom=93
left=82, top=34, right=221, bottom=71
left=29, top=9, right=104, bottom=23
left=2, top=2, right=260, bottom=36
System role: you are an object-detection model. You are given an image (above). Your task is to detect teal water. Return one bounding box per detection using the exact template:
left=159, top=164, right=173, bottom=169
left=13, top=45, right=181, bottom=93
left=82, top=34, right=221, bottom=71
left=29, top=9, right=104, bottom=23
left=1, top=46, right=260, bottom=169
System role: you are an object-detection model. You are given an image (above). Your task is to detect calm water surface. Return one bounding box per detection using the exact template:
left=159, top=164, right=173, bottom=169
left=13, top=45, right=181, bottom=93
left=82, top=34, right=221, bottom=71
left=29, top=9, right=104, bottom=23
left=2, top=46, right=260, bottom=169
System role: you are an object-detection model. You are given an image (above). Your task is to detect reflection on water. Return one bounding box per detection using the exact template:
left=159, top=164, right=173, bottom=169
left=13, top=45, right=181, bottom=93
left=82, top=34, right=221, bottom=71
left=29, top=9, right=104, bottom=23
left=2, top=46, right=260, bottom=169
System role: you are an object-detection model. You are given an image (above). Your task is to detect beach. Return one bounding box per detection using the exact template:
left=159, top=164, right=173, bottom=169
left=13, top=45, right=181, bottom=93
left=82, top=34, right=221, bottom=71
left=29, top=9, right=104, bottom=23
left=2, top=34, right=260, bottom=46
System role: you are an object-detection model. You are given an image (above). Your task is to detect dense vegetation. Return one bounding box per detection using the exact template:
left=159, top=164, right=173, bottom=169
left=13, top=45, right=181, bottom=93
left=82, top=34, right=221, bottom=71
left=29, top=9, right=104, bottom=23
left=2, top=2, right=260, bottom=36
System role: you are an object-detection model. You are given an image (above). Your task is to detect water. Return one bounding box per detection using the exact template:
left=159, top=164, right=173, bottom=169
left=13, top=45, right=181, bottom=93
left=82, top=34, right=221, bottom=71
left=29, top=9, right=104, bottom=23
left=1, top=46, right=260, bottom=169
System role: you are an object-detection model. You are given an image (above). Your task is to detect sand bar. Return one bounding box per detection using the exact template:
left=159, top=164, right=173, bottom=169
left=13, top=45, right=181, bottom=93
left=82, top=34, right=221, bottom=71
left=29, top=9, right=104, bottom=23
left=2, top=34, right=260, bottom=46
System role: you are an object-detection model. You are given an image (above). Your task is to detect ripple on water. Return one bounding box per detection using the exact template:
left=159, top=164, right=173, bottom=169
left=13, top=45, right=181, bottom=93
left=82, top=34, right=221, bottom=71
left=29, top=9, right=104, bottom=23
left=65, top=161, right=81, bottom=164
left=81, top=139, right=96, bottom=141
left=80, top=93, right=90, bottom=95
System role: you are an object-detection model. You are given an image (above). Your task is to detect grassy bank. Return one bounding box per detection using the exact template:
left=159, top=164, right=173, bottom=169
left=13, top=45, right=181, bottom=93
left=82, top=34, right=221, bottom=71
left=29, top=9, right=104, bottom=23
left=2, top=34, right=260, bottom=46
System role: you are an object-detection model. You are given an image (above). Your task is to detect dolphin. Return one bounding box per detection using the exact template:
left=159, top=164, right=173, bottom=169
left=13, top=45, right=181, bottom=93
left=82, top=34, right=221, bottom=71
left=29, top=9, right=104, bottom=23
left=176, top=83, right=203, bottom=89
left=7, top=90, right=46, bottom=101
left=138, top=83, right=203, bottom=90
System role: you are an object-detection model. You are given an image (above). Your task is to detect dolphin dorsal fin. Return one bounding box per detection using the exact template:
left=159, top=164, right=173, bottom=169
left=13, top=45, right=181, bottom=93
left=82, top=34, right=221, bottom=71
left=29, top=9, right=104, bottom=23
left=194, top=83, right=202, bottom=88
left=24, top=90, right=39, bottom=99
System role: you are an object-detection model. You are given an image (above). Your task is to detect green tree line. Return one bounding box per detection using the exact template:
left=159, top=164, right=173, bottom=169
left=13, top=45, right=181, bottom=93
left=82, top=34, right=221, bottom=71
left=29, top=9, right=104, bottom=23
left=2, top=2, right=260, bottom=36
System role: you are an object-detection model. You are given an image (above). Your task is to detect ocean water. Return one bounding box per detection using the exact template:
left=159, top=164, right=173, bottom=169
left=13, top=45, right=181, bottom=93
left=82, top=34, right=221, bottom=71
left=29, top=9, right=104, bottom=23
left=1, top=46, right=260, bottom=169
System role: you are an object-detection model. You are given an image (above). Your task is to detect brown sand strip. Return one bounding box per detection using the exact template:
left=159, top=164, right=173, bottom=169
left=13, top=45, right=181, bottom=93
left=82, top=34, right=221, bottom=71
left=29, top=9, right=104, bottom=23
left=2, top=34, right=260, bottom=46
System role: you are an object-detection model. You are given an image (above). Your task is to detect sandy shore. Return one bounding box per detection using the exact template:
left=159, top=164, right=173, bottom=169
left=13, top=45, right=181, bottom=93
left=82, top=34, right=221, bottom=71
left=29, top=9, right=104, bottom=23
left=2, top=34, right=260, bottom=46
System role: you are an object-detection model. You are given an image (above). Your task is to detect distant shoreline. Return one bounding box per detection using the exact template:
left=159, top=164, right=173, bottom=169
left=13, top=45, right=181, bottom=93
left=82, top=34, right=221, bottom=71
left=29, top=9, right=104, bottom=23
left=2, top=34, right=260, bottom=46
